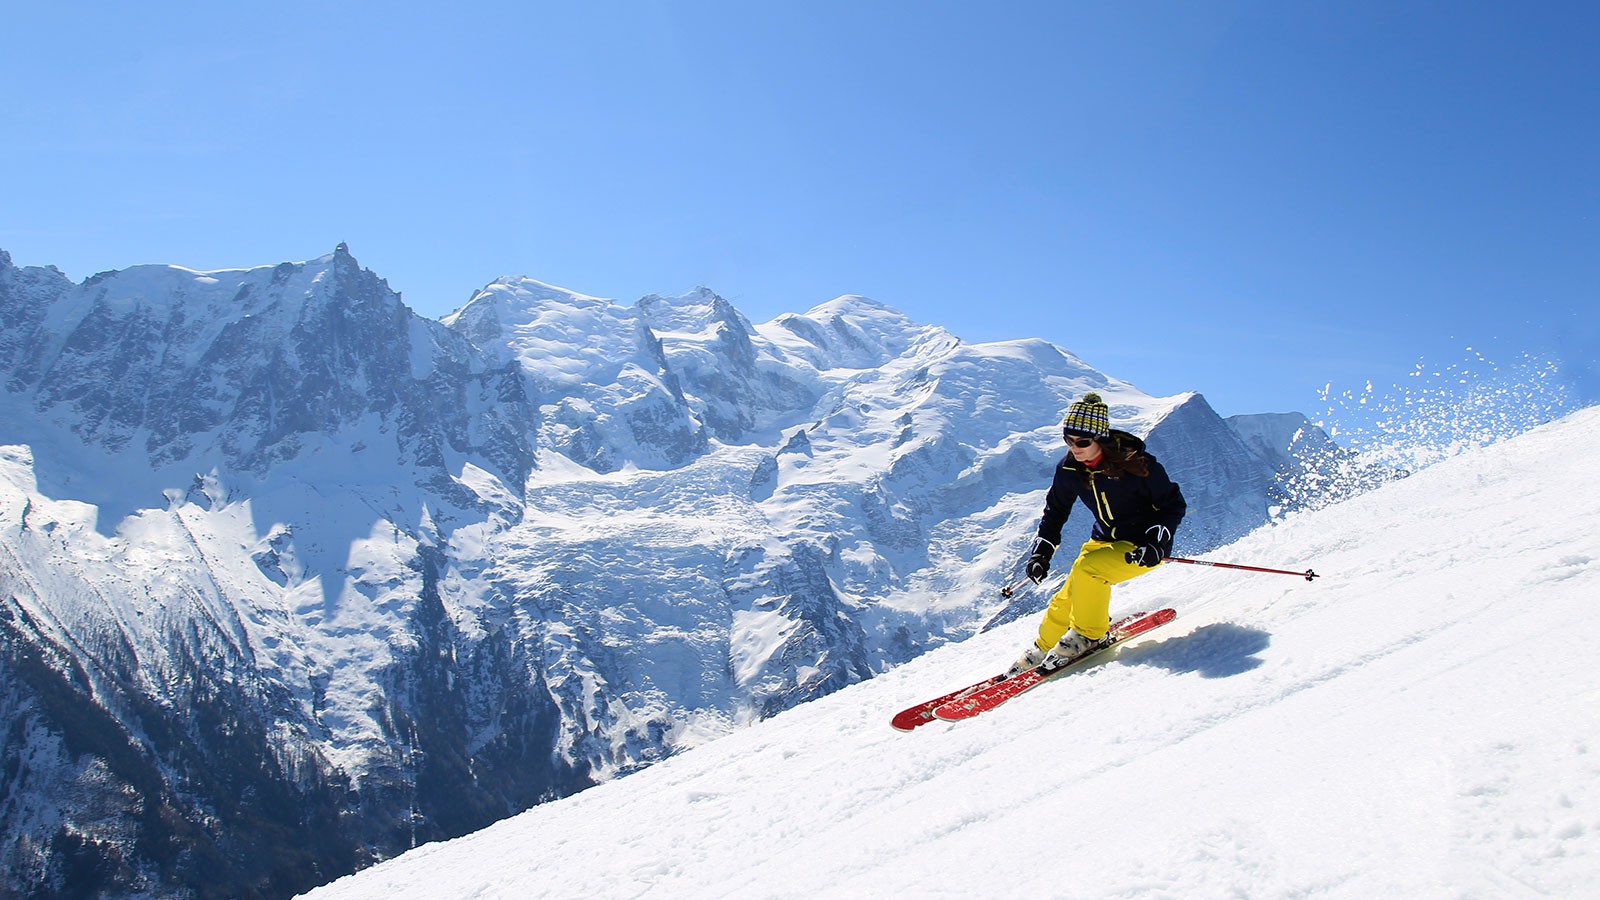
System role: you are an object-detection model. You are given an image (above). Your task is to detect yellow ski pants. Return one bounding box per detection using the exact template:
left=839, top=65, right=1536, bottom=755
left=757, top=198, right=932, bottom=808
left=1034, top=540, right=1161, bottom=648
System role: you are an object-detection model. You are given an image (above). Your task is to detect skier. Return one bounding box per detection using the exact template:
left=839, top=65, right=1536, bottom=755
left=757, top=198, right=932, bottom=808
left=1007, top=392, right=1187, bottom=676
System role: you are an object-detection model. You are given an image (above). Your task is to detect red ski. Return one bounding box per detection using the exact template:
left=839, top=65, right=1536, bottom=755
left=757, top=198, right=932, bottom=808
left=932, top=608, right=1177, bottom=723
left=890, top=674, right=1005, bottom=732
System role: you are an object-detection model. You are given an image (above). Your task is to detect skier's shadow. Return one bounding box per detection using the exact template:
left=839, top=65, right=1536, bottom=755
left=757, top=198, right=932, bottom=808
left=1118, top=622, right=1271, bottom=679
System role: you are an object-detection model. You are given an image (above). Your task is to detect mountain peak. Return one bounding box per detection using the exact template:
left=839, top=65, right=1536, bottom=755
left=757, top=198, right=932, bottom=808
left=635, top=287, right=750, bottom=337
left=801, top=293, right=915, bottom=325
left=759, top=295, right=954, bottom=371
left=307, top=241, right=361, bottom=274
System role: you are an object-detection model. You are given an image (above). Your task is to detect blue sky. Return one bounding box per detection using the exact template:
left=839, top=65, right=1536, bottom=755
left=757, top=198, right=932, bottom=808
left=3, top=1, right=1596, bottom=418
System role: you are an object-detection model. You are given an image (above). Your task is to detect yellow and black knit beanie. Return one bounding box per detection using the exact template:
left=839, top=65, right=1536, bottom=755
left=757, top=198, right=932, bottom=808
left=1062, top=392, right=1112, bottom=438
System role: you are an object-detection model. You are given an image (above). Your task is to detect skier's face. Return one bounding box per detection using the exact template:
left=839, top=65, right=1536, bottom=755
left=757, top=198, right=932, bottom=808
left=1067, top=435, right=1102, bottom=463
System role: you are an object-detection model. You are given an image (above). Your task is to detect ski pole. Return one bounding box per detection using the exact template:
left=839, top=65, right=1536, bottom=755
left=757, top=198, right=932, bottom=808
left=1166, top=557, right=1320, bottom=581
left=998, top=574, right=1037, bottom=599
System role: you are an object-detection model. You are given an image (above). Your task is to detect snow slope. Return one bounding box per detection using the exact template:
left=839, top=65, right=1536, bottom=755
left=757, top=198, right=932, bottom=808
left=302, top=406, right=1600, bottom=899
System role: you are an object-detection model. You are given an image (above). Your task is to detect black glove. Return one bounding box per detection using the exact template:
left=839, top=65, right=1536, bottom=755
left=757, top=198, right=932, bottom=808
left=1126, top=525, right=1173, bottom=568
left=1026, top=539, right=1056, bottom=583
left=1126, top=543, right=1162, bottom=567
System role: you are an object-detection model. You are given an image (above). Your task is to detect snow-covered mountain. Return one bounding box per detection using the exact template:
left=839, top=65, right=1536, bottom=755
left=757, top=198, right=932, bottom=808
left=301, top=406, right=1600, bottom=900
left=1, top=246, right=1319, bottom=898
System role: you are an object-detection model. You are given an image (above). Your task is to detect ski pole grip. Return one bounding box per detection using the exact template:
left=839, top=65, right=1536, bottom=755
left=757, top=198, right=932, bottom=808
left=999, top=574, right=1035, bottom=599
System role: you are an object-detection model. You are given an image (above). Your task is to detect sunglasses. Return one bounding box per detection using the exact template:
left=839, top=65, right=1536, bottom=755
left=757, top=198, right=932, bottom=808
left=1064, top=434, right=1097, bottom=448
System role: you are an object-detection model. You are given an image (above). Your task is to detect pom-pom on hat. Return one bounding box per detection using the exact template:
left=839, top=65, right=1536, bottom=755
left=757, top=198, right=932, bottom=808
left=1062, top=392, right=1112, bottom=439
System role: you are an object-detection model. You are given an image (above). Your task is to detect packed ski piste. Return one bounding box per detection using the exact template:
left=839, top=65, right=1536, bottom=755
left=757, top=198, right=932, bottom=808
left=303, top=405, right=1600, bottom=900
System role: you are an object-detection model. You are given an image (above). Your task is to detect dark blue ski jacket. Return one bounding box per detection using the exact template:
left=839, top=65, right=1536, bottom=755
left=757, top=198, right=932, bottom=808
left=1036, top=430, right=1186, bottom=552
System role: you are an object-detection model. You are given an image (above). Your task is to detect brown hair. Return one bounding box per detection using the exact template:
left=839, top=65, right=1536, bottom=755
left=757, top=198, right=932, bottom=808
left=1078, top=433, right=1149, bottom=481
